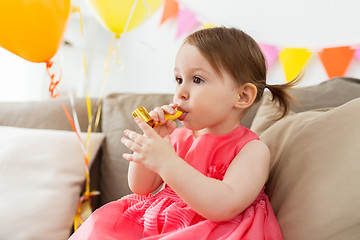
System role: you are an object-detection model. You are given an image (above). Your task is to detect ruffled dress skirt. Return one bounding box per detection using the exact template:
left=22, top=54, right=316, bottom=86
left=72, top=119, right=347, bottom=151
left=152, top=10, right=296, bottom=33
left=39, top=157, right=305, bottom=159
left=69, top=186, right=283, bottom=240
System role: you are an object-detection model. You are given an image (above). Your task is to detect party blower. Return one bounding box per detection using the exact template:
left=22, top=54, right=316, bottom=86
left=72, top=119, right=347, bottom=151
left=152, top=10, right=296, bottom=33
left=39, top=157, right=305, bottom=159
left=132, top=107, right=182, bottom=128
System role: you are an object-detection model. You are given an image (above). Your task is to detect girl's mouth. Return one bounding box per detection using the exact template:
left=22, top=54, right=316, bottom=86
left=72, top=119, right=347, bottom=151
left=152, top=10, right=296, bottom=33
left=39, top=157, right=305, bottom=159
left=176, top=107, right=187, bottom=121
left=178, top=112, right=187, bottom=121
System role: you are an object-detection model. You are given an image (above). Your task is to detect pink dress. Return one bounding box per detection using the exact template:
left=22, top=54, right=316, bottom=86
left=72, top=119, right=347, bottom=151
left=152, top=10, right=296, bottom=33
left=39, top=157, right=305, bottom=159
left=69, top=126, right=283, bottom=240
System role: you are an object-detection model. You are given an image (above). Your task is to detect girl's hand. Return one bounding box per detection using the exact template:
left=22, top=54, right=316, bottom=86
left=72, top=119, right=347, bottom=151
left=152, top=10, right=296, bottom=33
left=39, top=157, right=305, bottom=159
left=149, top=104, right=178, bottom=138
left=121, top=117, right=178, bottom=173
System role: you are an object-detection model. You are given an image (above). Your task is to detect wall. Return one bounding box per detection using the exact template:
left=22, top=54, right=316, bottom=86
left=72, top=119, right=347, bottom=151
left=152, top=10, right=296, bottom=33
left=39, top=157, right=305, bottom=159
left=1, top=0, right=359, bottom=101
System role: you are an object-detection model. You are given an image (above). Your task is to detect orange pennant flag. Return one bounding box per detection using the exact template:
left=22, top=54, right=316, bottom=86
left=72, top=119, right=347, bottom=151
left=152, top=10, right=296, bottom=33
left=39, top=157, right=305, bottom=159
left=318, top=46, right=355, bottom=79
left=279, top=48, right=312, bottom=82
left=160, top=0, right=179, bottom=24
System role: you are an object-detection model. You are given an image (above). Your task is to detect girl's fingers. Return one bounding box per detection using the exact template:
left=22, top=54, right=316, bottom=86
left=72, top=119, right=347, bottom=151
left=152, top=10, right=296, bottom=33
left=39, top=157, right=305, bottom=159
left=161, top=105, right=177, bottom=115
left=149, top=107, right=164, bottom=123
left=122, top=118, right=158, bottom=153
left=134, top=117, right=157, bottom=137
left=169, top=103, right=179, bottom=110
left=166, top=119, right=177, bottom=130
left=121, top=136, right=142, bottom=153
left=122, top=153, right=133, bottom=161
left=124, top=129, right=145, bottom=145
left=150, top=105, right=178, bottom=124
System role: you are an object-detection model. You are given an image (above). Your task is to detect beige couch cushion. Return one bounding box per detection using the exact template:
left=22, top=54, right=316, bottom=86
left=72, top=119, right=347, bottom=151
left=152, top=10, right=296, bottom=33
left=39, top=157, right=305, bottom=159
left=287, top=77, right=360, bottom=112
left=251, top=77, right=360, bottom=135
left=253, top=98, right=360, bottom=240
left=0, top=98, right=100, bottom=132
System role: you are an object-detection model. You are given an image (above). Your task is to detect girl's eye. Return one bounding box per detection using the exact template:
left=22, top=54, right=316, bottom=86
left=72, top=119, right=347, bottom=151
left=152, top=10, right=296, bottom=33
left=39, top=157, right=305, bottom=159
left=175, top=77, right=183, bottom=84
left=193, top=76, right=203, bottom=84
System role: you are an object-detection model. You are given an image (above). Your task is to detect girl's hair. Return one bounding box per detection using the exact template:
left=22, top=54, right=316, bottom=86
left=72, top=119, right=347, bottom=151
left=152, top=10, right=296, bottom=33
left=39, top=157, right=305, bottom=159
left=184, top=27, right=300, bottom=120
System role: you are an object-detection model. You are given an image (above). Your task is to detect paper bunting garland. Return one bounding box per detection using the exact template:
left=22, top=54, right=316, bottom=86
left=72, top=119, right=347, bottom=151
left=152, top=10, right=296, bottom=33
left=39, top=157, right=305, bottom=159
left=160, top=0, right=179, bottom=24
left=175, top=7, right=200, bottom=39
left=258, top=43, right=279, bottom=69
left=279, top=48, right=312, bottom=82
left=318, top=46, right=355, bottom=79
left=158, top=0, right=360, bottom=82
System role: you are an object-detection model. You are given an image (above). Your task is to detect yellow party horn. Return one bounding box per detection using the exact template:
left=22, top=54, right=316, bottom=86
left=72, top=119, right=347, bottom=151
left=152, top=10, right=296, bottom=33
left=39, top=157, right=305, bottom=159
left=132, top=107, right=182, bottom=128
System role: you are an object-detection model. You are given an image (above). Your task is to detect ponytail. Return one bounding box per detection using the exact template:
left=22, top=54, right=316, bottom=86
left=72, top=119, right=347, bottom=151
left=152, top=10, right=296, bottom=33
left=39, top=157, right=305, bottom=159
left=265, top=74, right=302, bottom=120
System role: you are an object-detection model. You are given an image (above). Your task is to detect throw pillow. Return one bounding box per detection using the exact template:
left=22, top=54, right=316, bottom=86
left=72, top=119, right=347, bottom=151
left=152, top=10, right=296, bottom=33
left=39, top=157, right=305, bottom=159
left=255, top=98, right=360, bottom=240
left=0, top=127, right=105, bottom=240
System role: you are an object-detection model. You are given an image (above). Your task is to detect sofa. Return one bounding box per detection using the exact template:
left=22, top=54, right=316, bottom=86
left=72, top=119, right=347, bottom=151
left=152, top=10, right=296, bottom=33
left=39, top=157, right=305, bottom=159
left=0, top=77, right=359, bottom=240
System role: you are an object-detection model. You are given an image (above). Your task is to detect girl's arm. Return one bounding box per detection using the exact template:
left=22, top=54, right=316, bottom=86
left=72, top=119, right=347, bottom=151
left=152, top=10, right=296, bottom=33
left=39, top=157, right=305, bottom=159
left=122, top=118, right=270, bottom=222
left=126, top=105, right=178, bottom=195
left=127, top=161, right=163, bottom=195
left=159, top=139, right=270, bottom=222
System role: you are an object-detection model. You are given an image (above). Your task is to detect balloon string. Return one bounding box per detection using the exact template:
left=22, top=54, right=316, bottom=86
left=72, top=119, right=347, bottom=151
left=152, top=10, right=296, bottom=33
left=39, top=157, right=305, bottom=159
left=45, top=59, right=88, bottom=159
left=142, top=0, right=151, bottom=19
left=73, top=189, right=100, bottom=229
left=78, top=7, right=94, bottom=149
left=89, top=34, right=116, bottom=136
left=60, top=98, right=91, bottom=190
left=60, top=98, right=91, bottom=198
left=88, top=0, right=136, bottom=132
left=59, top=94, right=93, bottom=193
left=73, top=6, right=93, bottom=149
left=122, top=0, right=139, bottom=36
left=108, top=0, right=140, bottom=73
left=110, top=0, right=141, bottom=70
left=73, top=0, right=149, bottom=229
left=71, top=6, right=101, bottom=231
left=46, top=61, right=61, bottom=98
left=67, top=94, right=97, bottom=231
left=69, top=94, right=82, bottom=136
left=47, top=8, right=96, bottom=228
left=72, top=7, right=94, bottom=171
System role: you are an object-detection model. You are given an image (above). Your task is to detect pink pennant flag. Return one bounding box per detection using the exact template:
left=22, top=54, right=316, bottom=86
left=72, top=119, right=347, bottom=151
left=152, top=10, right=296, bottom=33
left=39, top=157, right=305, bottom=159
left=354, top=46, right=360, bottom=61
left=258, top=43, right=279, bottom=69
left=176, top=7, right=200, bottom=39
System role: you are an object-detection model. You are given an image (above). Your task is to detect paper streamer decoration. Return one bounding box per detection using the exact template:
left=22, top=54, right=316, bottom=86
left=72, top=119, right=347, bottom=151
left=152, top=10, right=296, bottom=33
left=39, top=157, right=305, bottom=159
left=258, top=43, right=279, bottom=69
left=279, top=48, right=312, bottom=82
left=318, top=46, right=355, bottom=79
left=176, top=7, right=200, bottom=39
left=160, top=0, right=179, bottom=24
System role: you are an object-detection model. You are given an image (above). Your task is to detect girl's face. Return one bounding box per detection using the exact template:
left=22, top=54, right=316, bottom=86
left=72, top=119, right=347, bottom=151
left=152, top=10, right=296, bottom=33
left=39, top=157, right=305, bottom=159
left=173, top=43, right=241, bottom=135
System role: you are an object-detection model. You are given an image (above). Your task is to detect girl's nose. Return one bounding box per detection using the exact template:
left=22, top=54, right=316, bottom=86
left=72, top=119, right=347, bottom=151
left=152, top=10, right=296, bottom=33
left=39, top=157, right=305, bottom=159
left=174, top=84, right=189, bottom=101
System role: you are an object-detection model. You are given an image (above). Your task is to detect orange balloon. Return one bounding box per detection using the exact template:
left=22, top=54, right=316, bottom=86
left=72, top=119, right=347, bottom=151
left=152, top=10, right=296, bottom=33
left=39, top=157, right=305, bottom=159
left=0, top=0, right=71, bottom=63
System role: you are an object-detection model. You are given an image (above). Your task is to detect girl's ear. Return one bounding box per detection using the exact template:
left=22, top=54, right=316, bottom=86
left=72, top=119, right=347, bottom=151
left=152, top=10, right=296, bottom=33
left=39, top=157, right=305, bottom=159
left=235, top=83, right=257, bottom=109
